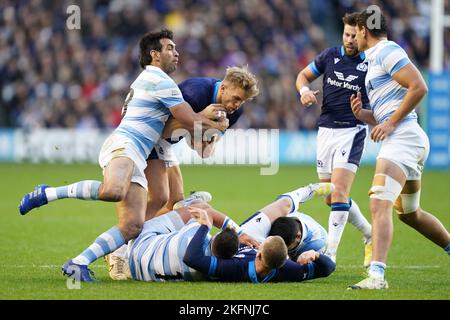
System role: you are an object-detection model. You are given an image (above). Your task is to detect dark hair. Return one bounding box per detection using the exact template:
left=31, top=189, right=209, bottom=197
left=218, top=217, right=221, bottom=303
left=212, top=228, right=239, bottom=259
left=139, top=29, right=174, bottom=69
left=356, top=7, right=387, bottom=38
left=342, top=12, right=359, bottom=26
left=268, top=217, right=302, bottom=248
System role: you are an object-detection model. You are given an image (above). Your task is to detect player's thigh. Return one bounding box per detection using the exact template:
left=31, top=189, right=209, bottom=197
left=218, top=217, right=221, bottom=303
left=316, top=127, right=333, bottom=179
left=102, top=157, right=134, bottom=193
left=240, top=212, right=272, bottom=243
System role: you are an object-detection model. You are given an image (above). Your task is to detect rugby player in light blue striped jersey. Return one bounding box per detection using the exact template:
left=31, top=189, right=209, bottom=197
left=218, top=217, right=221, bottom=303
left=19, top=29, right=228, bottom=282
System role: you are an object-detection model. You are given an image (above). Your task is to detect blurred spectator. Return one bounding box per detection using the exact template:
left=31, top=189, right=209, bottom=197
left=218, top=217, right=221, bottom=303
left=0, top=0, right=445, bottom=130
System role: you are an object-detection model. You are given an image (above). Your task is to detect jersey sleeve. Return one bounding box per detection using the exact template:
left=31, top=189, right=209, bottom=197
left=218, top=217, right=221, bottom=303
left=379, top=44, right=411, bottom=76
left=183, top=224, right=216, bottom=276
left=273, top=254, right=336, bottom=282
left=154, top=78, right=185, bottom=108
left=308, top=48, right=331, bottom=77
left=183, top=225, right=249, bottom=282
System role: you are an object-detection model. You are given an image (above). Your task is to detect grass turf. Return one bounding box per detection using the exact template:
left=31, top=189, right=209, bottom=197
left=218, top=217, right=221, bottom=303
left=1, top=163, right=449, bottom=300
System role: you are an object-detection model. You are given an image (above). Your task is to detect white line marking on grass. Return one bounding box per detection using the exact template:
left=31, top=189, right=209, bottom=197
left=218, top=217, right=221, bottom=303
left=337, top=265, right=443, bottom=269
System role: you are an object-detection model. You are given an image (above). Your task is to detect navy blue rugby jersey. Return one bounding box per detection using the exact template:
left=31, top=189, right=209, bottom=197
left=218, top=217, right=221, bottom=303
left=308, top=46, right=370, bottom=128
left=183, top=225, right=336, bottom=283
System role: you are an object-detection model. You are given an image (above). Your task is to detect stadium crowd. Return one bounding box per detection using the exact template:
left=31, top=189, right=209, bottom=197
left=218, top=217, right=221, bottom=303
left=1, top=0, right=448, bottom=130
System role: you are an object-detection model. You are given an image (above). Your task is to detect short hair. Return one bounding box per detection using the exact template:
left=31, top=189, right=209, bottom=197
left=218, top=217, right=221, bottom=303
left=268, top=217, right=302, bottom=248
left=139, top=29, right=174, bottom=69
left=223, top=66, right=259, bottom=101
left=260, top=236, right=288, bottom=269
left=356, top=7, right=388, bottom=38
left=342, top=12, right=359, bottom=27
left=212, top=228, right=239, bottom=259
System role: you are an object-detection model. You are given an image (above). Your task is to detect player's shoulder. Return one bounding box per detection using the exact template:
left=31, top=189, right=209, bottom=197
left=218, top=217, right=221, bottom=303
left=319, top=46, right=341, bottom=58
left=377, top=40, right=407, bottom=57
left=134, top=66, right=178, bottom=91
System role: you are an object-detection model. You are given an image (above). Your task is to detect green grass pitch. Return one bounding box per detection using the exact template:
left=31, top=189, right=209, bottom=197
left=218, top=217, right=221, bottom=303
left=1, top=163, right=449, bottom=300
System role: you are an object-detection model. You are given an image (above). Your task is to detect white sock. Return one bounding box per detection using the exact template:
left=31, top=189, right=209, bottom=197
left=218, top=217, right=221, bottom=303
left=348, top=199, right=372, bottom=242
left=368, top=261, right=386, bottom=280
left=45, top=180, right=101, bottom=202
left=277, top=185, right=315, bottom=213
left=325, top=203, right=350, bottom=258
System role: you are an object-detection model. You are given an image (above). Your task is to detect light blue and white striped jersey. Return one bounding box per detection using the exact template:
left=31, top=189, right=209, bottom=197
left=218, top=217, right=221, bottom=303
left=128, top=214, right=212, bottom=282
left=115, top=65, right=184, bottom=159
left=288, top=211, right=327, bottom=261
left=364, top=40, right=416, bottom=124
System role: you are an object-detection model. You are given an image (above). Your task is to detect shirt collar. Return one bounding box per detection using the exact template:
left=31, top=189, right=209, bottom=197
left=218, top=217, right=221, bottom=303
left=212, top=81, right=221, bottom=104
left=248, top=260, right=277, bottom=283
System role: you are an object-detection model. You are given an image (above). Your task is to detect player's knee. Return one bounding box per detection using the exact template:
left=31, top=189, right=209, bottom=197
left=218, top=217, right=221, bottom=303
left=150, top=193, right=169, bottom=209
left=278, top=197, right=293, bottom=213
left=121, top=221, right=143, bottom=240
left=397, top=208, right=421, bottom=225
left=100, top=184, right=128, bottom=202
left=331, top=187, right=348, bottom=203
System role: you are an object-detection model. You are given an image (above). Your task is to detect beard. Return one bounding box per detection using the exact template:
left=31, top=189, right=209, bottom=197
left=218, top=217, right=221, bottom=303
left=345, top=46, right=359, bottom=57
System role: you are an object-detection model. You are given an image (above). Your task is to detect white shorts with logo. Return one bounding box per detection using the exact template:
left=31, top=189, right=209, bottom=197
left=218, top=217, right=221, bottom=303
left=147, top=139, right=180, bottom=168
left=316, top=125, right=368, bottom=179
left=98, top=133, right=148, bottom=190
left=153, top=139, right=180, bottom=168
left=377, top=121, right=429, bottom=180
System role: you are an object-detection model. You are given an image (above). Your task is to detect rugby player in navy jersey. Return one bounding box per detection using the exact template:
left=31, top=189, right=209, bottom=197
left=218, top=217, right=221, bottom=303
left=184, top=203, right=335, bottom=283
left=127, top=182, right=335, bottom=283
left=105, top=66, right=259, bottom=279
left=295, top=13, right=373, bottom=266
left=146, top=66, right=259, bottom=220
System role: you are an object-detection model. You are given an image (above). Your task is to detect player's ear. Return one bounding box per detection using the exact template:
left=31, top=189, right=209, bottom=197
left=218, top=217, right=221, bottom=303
left=150, top=50, right=160, bottom=61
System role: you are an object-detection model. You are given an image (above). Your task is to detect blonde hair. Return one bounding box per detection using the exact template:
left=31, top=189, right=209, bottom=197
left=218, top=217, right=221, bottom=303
left=261, top=236, right=288, bottom=270
left=223, top=65, right=259, bottom=100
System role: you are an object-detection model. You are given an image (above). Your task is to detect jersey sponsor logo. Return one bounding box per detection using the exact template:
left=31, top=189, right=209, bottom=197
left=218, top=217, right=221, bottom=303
left=334, top=71, right=358, bottom=82
left=357, top=62, right=368, bottom=72
left=327, top=71, right=362, bottom=92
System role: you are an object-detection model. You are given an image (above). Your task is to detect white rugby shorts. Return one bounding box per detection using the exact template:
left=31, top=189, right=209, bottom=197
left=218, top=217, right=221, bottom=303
left=98, top=133, right=148, bottom=190
left=316, top=125, right=368, bottom=179
left=377, top=121, right=429, bottom=180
